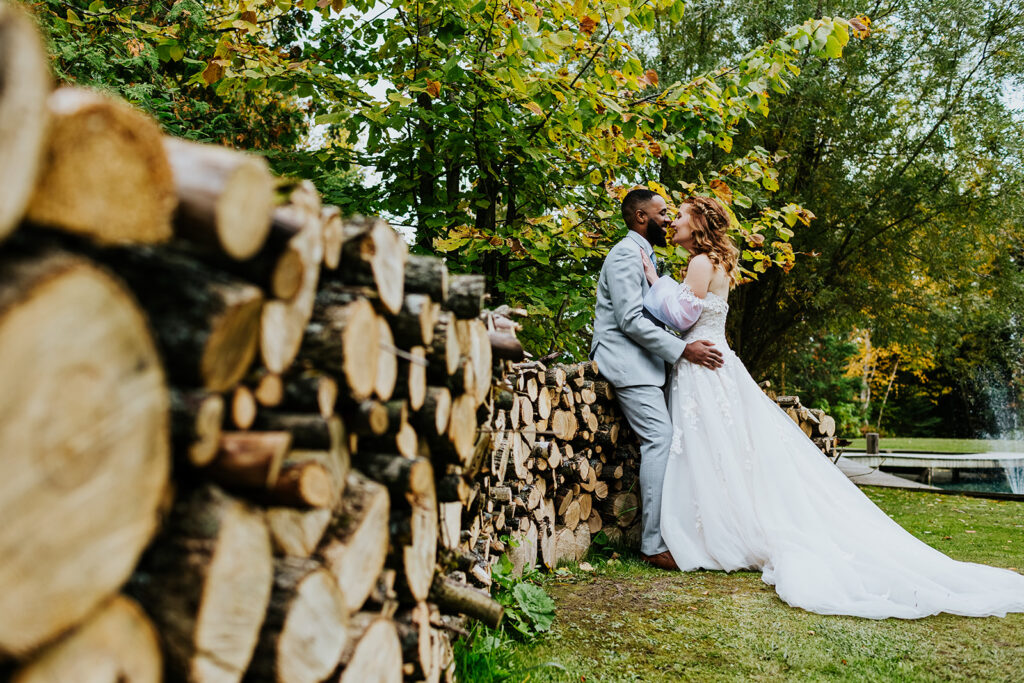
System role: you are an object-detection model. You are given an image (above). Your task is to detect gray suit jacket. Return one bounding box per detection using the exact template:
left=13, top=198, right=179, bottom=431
left=590, top=231, right=688, bottom=388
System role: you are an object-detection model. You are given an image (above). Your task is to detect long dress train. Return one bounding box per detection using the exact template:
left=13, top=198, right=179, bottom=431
left=645, top=278, right=1024, bottom=619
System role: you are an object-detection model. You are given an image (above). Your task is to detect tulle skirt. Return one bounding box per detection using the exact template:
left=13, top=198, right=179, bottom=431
left=660, top=349, right=1024, bottom=619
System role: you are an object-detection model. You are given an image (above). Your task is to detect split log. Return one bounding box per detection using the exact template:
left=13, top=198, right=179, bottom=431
left=387, top=293, right=438, bottom=348
left=508, top=523, right=539, bottom=578
left=337, top=217, right=407, bottom=314
left=403, top=253, right=449, bottom=303
left=319, top=472, right=390, bottom=613
left=376, top=317, right=398, bottom=401
left=303, top=298, right=380, bottom=401
left=269, top=453, right=336, bottom=508
left=171, top=389, right=225, bottom=467
left=336, top=615, right=403, bottom=683
left=392, top=346, right=427, bottom=410
left=466, top=319, right=493, bottom=406
left=554, top=527, right=576, bottom=566
left=246, top=558, right=348, bottom=683
left=444, top=274, right=486, bottom=319
left=445, top=393, right=478, bottom=465
left=357, top=455, right=438, bottom=602
left=259, top=190, right=324, bottom=373
left=253, top=370, right=284, bottom=407
left=0, top=248, right=169, bottom=657
left=427, top=312, right=461, bottom=376
left=266, top=507, right=332, bottom=558
left=538, top=498, right=557, bottom=569
left=256, top=413, right=343, bottom=451
left=130, top=485, right=273, bottom=683
left=395, top=602, right=437, bottom=682
left=410, top=386, right=452, bottom=436
left=321, top=206, right=344, bottom=269
left=10, top=596, right=161, bottom=683
left=0, top=2, right=51, bottom=242
left=163, top=136, right=275, bottom=259
left=26, top=88, right=175, bottom=244
left=96, top=246, right=264, bottom=392
left=347, top=400, right=390, bottom=436
left=489, top=331, right=524, bottom=361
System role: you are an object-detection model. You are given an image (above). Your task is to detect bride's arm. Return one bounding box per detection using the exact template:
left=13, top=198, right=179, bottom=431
left=642, top=254, right=715, bottom=333
left=643, top=273, right=704, bottom=335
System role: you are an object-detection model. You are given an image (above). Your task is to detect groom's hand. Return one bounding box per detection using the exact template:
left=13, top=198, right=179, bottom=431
left=683, top=340, right=724, bottom=369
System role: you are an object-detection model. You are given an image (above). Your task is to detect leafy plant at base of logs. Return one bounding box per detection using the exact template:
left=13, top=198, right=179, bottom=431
left=451, top=537, right=560, bottom=682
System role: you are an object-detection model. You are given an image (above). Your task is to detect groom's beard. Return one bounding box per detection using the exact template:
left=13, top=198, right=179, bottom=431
left=648, top=223, right=667, bottom=247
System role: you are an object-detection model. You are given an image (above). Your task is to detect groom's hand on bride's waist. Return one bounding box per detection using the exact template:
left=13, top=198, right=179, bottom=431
left=682, top=340, right=724, bottom=369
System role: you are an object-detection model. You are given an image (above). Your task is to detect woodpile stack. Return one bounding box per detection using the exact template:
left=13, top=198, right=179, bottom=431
left=759, top=383, right=845, bottom=459
left=0, top=12, right=504, bottom=678
left=445, top=343, right=644, bottom=580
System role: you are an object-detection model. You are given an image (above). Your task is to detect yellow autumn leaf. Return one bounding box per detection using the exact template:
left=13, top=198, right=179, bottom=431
left=524, top=101, right=544, bottom=116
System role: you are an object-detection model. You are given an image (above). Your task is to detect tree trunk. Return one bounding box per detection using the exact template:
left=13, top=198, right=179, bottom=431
left=26, top=88, right=175, bottom=244
left=0, top=247, right=169, bottom=657
left=0, top=2, right=51, bottom=242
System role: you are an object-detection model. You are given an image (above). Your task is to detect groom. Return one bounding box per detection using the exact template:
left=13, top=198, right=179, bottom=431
left=590, top=188, right=723, bottom=570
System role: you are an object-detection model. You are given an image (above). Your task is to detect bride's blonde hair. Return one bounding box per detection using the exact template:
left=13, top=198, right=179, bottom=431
left=682, top=196, right=739, bottom=280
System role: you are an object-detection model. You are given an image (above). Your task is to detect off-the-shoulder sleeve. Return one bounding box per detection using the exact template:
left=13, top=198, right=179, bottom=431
left=643, top=276, right=703, bottom=334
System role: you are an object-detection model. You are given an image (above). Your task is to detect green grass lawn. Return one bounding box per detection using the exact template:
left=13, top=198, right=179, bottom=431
left=845, top=437, right=1024, bottom=454
left=476, top=488, right=1024, bottom=682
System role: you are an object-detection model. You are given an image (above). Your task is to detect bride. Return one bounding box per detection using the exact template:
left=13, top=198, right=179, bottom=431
left=639, top=195, right=1024, bottom=619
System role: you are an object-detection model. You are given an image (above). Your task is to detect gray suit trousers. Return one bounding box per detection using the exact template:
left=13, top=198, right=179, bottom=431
left=613, top=383, right=673, bottom=556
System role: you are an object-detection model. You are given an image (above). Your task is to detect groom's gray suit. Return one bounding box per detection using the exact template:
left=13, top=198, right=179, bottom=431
left=591, top=230, right=688, bottom=556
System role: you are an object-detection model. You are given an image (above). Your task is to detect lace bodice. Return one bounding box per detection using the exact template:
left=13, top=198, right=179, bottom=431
left=682, top=291, right=730, bottom=347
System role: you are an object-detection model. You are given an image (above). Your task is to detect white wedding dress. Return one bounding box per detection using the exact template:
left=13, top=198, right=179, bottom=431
left=645, top=278, right=1024, bottom=619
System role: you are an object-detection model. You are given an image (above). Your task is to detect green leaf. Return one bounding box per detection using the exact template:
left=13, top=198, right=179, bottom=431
left=512, top=583, right=556, bottom=632
left=824, top=35, right=843, bottom=59
left=552, top=30, right=575, bottom=47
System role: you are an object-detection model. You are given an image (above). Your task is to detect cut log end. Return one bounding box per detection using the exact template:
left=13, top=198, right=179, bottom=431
left=27, top=88, right=175, bottom=245
left=0, top=250, right=169, bottom=657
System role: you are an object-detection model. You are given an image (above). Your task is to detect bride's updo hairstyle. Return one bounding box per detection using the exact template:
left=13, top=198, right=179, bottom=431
left=683, top=196, right=739, bottom=279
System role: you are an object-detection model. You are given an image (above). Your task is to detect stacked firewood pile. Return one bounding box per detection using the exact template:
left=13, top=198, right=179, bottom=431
left=0, top=5, right=505, bottom=680
left=441, top=347, right=644, bottom=581
left=759, top=381, right=845, bottom=459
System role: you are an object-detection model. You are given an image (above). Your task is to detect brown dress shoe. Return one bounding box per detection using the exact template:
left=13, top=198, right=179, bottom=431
left=640, top=550, right=679, bottom=571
